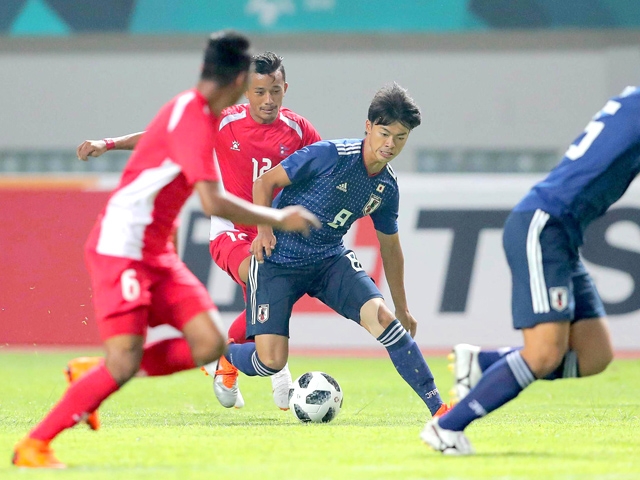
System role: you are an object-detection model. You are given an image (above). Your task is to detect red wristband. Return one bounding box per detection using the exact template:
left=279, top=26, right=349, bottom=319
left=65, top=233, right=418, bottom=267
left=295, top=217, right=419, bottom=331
left=103, top=138, right=115, bottom=150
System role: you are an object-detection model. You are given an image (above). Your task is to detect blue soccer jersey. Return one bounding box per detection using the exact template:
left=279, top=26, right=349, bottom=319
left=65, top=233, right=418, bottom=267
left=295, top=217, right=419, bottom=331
left=515, top=86, right=640, bottom=246
left=269, top=139, right=399, bottom=266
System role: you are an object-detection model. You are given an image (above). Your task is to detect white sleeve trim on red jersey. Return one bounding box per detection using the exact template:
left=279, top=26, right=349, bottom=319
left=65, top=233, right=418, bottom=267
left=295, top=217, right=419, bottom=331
left=96, top=159, right=182, bottom=259
left=168, top=91, right=197, bottom=132
left=209, top=215, right=237, bottom=240
left=279, top=112, right=303, bottom=139
left=218, top=110, right=247, bottom=131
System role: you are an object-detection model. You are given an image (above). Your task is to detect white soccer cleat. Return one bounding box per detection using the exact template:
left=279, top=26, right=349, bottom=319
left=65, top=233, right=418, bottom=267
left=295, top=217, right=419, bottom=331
left=448, top=343, right=482, bottom=403
left=271, top=363, right=293, bottom=410
left=420, top=418, right=475, bottom=455
left=233, top=388, right=245, bottom=409
left=214, top=355, right=241, bottom=408
left=202, top=358, right=243, bottom=409
left=201, top=360, right=217, bottom=378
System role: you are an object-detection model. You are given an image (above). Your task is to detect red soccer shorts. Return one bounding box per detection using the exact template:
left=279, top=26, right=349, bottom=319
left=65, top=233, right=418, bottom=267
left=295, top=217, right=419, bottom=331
left=85, top=250, right=215, bottom=341
left=209, top=230, right=253, bottom=286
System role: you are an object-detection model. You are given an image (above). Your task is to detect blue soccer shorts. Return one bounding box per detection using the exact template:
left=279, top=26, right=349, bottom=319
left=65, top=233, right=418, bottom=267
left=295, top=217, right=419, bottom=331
left=502, top=209, right=606, bottom=330
left=245, top=249, right=382, bottom=338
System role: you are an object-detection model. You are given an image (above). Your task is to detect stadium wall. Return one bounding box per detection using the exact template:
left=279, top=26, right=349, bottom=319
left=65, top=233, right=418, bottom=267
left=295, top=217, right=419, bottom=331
left=1, top=32, right=640, bottom=171
left=2, top=174, right=639, bottom=350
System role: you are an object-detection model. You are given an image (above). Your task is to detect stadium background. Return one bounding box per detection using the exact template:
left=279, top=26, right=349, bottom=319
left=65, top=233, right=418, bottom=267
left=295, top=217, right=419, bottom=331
left=1, top=0, right=640, bottom=352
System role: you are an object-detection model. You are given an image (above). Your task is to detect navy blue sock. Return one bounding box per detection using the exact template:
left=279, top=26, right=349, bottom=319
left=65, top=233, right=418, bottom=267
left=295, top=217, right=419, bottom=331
left=439, top=351, right=535, bottom=431
left=477, top=347, right=519, bottom=371
left=377, top=320, right=443, bottom=415
left=226, top=343, right=280, bottom=377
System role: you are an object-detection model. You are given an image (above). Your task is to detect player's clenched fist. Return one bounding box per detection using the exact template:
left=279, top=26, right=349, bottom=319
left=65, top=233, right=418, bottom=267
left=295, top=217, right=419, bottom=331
left=277, top=206, right=321, bottom=235
left=76, top=139, right=107, bottom=161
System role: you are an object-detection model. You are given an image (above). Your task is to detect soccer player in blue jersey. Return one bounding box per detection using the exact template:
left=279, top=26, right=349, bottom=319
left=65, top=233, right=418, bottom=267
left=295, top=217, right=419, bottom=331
left=421, top=86, right=640, bottom=455
left=214, top=83, right=450, bottom=417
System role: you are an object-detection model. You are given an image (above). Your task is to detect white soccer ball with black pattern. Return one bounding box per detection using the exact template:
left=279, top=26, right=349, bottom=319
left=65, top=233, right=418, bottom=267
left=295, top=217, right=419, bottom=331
left=288, top=371, right=343, bottom=423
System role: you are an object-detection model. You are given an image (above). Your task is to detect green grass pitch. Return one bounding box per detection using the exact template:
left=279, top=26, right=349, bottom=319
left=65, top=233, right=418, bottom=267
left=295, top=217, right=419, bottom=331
left=1, top=350, right=639, bottom=479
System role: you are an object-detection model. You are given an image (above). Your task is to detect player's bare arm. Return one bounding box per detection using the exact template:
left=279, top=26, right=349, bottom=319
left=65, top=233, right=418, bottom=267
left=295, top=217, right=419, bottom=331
left=196, top=179, right=318, bottom=236
left=376, top=230, right=417, bottom=337
left=251, top=164, right=293, bottom=262
left=76, top=131, right=145, bottom=161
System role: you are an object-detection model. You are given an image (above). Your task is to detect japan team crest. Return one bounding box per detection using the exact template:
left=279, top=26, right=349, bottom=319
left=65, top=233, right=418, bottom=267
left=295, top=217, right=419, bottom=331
left=257, top=304, right=270, bottom=323
left=549, top=287, right=569, bottom=312
left=362, top=194, right=382, bottom=216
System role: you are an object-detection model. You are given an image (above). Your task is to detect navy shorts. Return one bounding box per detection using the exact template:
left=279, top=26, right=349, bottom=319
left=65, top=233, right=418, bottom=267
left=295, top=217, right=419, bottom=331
left=503, top=210, right=606, bottom=330
left=245, top=250, right=382, bottom=338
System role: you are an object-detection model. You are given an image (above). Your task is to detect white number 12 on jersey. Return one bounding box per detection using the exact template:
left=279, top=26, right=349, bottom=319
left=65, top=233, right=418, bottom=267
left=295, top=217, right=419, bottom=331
left=252, top=157, right=273, bottom=181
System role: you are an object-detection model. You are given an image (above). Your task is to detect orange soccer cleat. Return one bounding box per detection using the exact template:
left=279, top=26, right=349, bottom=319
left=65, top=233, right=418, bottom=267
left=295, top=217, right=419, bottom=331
left=213, top=355, right=242, bottom=408
left=12, top=438, right=66, bottom=469
left=65, top=356, right=102, bottom=430
left=433, top=402, right=452, bottom=418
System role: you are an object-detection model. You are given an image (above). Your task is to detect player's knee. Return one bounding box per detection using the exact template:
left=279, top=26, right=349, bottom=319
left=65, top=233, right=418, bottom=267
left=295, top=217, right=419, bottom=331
left=359, top=298, right=391, bottom=336
left=597, top=337, right=615, bottom=373
left=522, top=345, right=566, bottom=378
left=580, top=347, right=613, bottom=376
left=591, top=354, right=613, bottom=376
left=104, top=347, right=143, bottom=385
left=601, top=346, right=614, bottom=371
left=376, top=303, right=395, bottom=327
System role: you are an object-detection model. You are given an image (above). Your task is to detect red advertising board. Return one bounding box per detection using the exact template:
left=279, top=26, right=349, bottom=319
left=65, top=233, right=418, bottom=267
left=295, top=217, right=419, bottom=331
left=0, top=181, right=385, bottom=346
left=0, top=185, right=109, bottom=346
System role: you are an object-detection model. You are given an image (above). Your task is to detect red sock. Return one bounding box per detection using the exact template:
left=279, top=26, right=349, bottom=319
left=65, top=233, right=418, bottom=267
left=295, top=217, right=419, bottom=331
left=139, top=338, right=196, bottom=376
left=228, top=311, right=253, bottom=344
left=29, top=365, right=119, bottom=441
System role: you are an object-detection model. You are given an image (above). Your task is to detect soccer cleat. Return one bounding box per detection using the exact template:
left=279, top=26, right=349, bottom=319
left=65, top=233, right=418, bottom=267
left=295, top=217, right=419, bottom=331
left=201, top=362, right=244, bottom=408
left=65, top=356, right=101, bottom=430
left=433, top=402, right=452, bottom=418
left=233, top=387, right=245, bottom=409
left=420, top=418, right=475, bottom=455
left=212, top=356, right=241, bottom=409
left=271, top=363, right=293, bottom=410
left=448, top=344, right=482, bottom=404
left=12, top=438, right=66, bottom=469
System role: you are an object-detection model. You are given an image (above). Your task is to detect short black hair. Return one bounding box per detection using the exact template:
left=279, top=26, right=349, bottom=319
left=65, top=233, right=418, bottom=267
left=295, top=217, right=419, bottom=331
left=201, top=30, right=252, bottom=85
left=252, top=51, right=286, bottom=82
left=368, top=83, right=421, bottom=131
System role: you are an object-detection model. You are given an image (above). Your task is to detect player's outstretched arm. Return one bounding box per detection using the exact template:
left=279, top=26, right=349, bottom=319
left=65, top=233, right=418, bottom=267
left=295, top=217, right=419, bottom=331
left=195, top=180, right=319, bottom=235
left=76, top=131, right=145, bottom=161
left=377, top=231, right=417, bottom=337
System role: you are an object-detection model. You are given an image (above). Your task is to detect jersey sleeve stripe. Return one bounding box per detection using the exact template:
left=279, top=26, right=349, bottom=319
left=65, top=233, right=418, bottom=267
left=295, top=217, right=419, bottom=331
left=335, top=141, right=362, bottom=156
left=168, top=91, right=196, bottom=132
left=219, top=110, right=247, bottom=131
left=279, top=113, right=303, bottom=139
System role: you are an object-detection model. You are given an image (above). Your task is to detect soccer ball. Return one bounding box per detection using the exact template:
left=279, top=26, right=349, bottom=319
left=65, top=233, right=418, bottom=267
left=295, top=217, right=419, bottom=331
left=288, top=371, right=343, bottom=423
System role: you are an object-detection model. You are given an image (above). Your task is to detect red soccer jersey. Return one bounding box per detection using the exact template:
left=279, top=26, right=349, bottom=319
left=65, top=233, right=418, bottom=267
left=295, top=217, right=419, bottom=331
left=214, top=104, right=321, bottom=236
left=86, top=88, right=220, bottom=266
